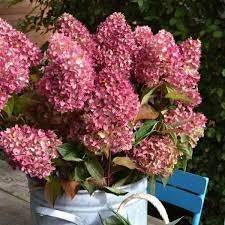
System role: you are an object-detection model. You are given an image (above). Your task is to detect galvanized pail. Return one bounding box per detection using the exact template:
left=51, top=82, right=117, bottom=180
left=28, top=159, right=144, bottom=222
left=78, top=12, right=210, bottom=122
left=28, top=178, right=148, bottom=225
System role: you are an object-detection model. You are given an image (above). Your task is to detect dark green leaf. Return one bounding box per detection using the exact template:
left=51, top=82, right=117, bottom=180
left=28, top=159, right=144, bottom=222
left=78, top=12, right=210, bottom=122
left=81, top=180, right=97, bottom=195
left=58, top=143, right=83, bottom=162
left=13, top=94, right=40, bottom=115
left=44, top=176, right=61, bottom=207
left=74, top=164, right=89, bottom=181
left=101, top=210, right=131, bottom=225
left=134, top=120, right=158, bottom=145
left=85, top=157, right=104, bottom=180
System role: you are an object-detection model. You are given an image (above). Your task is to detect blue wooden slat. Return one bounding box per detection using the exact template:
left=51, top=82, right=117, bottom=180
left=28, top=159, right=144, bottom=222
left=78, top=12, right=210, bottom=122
left=161, top=170, right=208, bottom=195
left=155, top=182, right=203, bottom=213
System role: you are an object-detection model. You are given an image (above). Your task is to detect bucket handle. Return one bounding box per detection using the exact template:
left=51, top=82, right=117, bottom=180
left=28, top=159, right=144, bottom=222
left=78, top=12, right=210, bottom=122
left=117, top=193, right=170, bottom=224
left=35, top=206, right=87, bottom=225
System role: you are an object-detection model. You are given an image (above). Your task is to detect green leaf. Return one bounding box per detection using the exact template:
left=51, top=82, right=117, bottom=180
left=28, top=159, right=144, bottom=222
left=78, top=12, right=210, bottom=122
left=3, top=96, right=14, bottom=118
left=58, top=143, right=83, bottom=162
left=166, top=217, right=183, bottom=225
left=161, top=176, right=170, bottom=187
left=44, top=176, right=61, bottom=207
left=134, top=120, right=158, bottom=145
left=82, top=180, right=97, bottom=195
left=85, top=157, right=104, bottom=180
left=101, top=210, right=131, bottom=225
left=141, top=86, right=157, bottom=105
left=213, top=30, right=223, bottom=38
left=149, top=176, right=156, bottom=194
left=74, top=164, right=89, bottom=181
left=177, top=143, right=193, bottom=159
left=13, top=94, right=39, bottom=115
left=165, top=86, right=190, bottom=103
left=112, top=172, right=133, bottom=187
left=103, top=187, right=128, bottom=196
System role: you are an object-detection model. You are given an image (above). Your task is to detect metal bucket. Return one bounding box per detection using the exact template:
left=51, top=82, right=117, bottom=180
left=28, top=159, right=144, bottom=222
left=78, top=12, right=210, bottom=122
left=28, top=178, right=148, bottom=225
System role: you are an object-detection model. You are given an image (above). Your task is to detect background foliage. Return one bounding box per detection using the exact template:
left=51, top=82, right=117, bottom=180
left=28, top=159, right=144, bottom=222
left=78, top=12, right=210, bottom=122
left=11, top=0, right=225, bottom=224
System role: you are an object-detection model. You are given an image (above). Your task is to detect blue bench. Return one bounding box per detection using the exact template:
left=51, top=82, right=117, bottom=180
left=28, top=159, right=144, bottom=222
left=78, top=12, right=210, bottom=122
left=150, top=170, right=209, bottom=225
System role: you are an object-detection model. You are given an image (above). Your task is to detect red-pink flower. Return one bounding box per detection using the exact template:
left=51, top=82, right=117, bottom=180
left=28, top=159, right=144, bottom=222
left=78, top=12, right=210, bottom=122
left=164, top=105, right=207, bottom=147
left=130, top=136, right=180, bottom=177
left=0, top=18, right=41, bottom=66
left=0, top=125, right=62, bottom=179
left=56, top=13, right=96, bottom=58
left=37, top=33, right=95, bottom=113
left=134, top=29, right=181, bottom=87
left=134, top=26, right=153, bottom=47
left=95, top=12, right=137, bottom=76
left=82, top=125, right=134, bottom=153
left=0, top=39, right=29, bottom=94
left=84, top=68, right=140, bottom=129
left=179, top=38, right=201, bottom=87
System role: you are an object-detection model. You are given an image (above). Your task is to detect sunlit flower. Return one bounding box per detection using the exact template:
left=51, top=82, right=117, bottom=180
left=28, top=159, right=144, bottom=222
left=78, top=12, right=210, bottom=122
left=37, top=33, right=95, bottom=113
left=56, top=13, right=96, bottom=58
left=130, top=136, right=180, bottom=177
left=0, top=125, right=62, bottom=179
left=95, top=12, right=137, bottom=76
left=164, top=105, right=207, bottom=147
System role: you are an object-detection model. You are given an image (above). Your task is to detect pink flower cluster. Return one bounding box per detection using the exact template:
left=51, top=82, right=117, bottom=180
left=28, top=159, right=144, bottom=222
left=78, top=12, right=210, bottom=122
left=134, top=29, right=202, bottom=106
left=95, top=12, right=137, bottom=76
left=134, top=29, right=181, bottom=87
left=37, top=33, right=95, bottom=113
left=0, top=125, right=62, bottom=179
left=71, top=69, right=140, bottom=153
left=164, top=105, right=207, bottom=147
left=130, top=136, right=180, bottom=177
left=56, top=13, right=96, bottom=58
left=0, top=18, right=41, bottom=110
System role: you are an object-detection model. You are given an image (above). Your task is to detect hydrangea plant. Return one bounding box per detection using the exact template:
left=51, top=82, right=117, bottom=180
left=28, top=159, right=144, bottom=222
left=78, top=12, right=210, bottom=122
left=0, top=12, right=206, bottom=204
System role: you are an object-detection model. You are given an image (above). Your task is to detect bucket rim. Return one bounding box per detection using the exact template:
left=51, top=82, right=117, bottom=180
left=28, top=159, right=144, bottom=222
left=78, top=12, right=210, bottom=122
left=27, top=176, right=147, bottom=195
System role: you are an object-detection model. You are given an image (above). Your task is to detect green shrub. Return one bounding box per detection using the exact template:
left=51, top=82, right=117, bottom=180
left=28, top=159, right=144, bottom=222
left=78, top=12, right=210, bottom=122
left=11, top=0, right=225, bottom=223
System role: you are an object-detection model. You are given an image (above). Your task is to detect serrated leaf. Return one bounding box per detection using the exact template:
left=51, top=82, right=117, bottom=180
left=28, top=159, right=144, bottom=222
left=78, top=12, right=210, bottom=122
left=103, top=187, right=127, bottom=196
left=112, top=157, right=136, bottom=170
left=134, top=120, right=158, bottom=145
left=85, top=157, right=104, bottom=180
left=134, top=104, right=159, bottom=122
left=60, top=180, right=80, bottom=199
left=44, top=177, right=61, bottom=207
left=58, top=143, right=83, bottom=162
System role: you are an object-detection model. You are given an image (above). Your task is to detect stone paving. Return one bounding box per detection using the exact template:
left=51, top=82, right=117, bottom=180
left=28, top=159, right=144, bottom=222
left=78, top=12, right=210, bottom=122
left=0, top=160, right=32, bottom=225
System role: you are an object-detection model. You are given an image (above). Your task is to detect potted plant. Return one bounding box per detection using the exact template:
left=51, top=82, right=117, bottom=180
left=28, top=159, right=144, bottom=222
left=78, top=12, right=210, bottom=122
left=0, top=12, right=206, bottom=225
